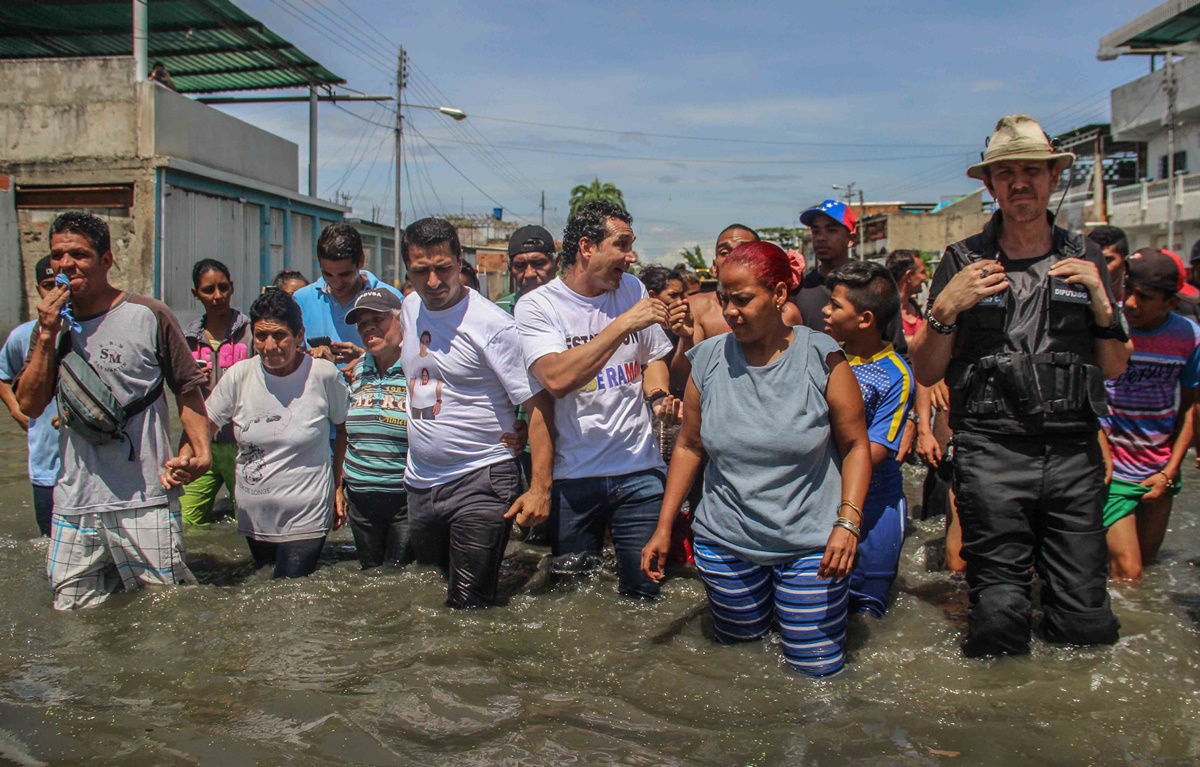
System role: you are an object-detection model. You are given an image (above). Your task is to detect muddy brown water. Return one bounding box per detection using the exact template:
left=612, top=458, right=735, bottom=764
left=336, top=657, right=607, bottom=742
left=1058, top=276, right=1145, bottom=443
left=0, top=410, right=1197, bottom=766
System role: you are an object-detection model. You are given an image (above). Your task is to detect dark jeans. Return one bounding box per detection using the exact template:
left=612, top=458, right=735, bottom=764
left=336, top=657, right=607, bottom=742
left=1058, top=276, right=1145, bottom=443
left=345, top=487, right=411, bottom=569
left=406, top=460, right=519, bottom=609
left=247, top=536, right=326, bottom=579
left=33, top=484, right=53, bottom=537
left=552, top=468, right=665, bottom=599
left=953, top=431, right=1119, bottom=657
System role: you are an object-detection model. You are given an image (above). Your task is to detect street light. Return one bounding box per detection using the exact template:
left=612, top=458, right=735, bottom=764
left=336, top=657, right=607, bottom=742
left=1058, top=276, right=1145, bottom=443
left=393, top=102, right=465, bottom=282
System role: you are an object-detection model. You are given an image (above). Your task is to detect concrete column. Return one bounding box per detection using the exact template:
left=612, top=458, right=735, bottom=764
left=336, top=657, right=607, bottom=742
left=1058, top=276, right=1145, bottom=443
left=133, top=0, right=148, bottom=82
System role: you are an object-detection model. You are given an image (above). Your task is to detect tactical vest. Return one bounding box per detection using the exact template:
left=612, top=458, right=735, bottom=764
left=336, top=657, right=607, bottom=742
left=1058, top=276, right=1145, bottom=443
left=944, top=219, right=1110, bottom=433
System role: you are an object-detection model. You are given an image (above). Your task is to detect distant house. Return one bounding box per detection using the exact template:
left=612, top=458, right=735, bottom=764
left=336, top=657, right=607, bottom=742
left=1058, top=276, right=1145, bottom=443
left=858, top=190, right=992, bottom=262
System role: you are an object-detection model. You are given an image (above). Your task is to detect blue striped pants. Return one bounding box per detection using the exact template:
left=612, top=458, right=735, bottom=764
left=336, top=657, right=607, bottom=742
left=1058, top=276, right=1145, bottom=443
left=693, top=537, right=849, bottom=677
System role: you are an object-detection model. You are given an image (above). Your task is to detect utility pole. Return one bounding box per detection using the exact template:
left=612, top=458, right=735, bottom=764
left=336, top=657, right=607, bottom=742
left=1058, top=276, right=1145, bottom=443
left=832, top=182, right=860, bottom=258
left=1165, top=50, right=1179, bottom=251
left=394, top=45, right=405, bottom=284
left=1093, top=131, right=1107, bottom=224
left=308, top=86, right=318, bottom=197
left=540, top=190, right=545, bottom=227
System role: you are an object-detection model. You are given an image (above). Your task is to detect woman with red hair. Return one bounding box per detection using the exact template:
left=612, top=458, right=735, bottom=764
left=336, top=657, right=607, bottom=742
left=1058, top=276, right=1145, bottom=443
left=641, top=240, right=872, bottom=676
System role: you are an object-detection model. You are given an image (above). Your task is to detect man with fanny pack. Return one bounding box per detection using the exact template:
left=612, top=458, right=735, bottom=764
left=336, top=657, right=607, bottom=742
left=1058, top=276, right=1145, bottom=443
left=14, top=212, right=211, bottom=610
left=911, top=115, right=1133, bottom=657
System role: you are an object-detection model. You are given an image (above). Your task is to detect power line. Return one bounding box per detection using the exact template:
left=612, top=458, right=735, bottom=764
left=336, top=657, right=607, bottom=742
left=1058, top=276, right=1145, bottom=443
left=406, top=123, right=535, bottom=224
left=464, top=114, right=981, bottom=149
left=417, top=131, right=967, bottom=165
left=263, top=0, right=393, bottom=84
left=405, top=74, right=544, bottom=201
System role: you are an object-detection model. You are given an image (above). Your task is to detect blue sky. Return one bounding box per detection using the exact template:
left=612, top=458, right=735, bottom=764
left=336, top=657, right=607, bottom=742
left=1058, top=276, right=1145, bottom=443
left=221, top=0, right=1158, bottom=264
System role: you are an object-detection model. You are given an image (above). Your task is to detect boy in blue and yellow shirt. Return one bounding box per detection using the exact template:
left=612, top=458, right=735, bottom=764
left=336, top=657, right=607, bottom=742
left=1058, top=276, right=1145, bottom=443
left=823, top=261, right=914, bottom=616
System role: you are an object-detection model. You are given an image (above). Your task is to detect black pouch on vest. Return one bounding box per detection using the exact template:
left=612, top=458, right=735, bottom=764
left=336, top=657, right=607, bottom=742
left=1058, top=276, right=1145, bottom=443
left=994, top=353, right=1044, bottom=416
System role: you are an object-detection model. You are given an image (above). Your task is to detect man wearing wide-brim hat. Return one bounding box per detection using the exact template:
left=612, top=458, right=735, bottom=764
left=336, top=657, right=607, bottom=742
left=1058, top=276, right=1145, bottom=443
left=910, top=114, right=1133, bottom=659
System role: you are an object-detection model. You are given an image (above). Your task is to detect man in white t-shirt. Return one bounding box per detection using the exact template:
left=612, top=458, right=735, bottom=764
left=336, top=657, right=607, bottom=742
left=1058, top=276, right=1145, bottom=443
left=400, top=217, right=555, bottom=608
left=515, top=200, right=681, bottom=598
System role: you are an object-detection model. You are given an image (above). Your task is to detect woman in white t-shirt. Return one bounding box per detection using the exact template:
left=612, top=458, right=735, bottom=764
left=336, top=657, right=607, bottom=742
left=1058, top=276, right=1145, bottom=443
left=203, top=289, right=349, bottom=578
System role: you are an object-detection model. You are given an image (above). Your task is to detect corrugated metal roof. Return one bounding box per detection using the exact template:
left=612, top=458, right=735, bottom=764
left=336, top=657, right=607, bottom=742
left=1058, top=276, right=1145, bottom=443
left=0, top=0, right=344, bottom=93
left=1099, top=0, right=1200, bottom=57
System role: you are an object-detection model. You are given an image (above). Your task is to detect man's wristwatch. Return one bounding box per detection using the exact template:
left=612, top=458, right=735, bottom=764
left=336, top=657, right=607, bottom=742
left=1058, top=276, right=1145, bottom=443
left=644, top=389, right=668, bottom=408
left=1092, top=306, right=1130, bottom=342
left=925, top=307, right=956, bottom=335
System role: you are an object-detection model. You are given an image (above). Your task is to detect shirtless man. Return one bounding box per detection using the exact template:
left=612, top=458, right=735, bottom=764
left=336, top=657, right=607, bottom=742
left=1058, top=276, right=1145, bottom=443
left=670, top=224, right=801, bottom=390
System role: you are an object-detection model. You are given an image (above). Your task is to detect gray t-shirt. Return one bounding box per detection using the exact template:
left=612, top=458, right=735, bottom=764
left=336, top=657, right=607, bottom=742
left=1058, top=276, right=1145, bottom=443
left=20, top=294, right=206, bottom=515
left=206, top=355, right=349, bottom=542
left=686, top=327, right=845, bottom=565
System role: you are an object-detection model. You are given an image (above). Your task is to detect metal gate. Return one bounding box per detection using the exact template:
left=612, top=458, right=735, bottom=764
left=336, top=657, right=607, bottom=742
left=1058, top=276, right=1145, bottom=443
left=162, top=185, right=262, bottom=324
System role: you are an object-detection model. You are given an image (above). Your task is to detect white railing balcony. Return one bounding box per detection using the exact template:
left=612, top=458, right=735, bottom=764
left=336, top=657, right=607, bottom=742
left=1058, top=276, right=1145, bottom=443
left=1107, top=174, right=1200, bottom=231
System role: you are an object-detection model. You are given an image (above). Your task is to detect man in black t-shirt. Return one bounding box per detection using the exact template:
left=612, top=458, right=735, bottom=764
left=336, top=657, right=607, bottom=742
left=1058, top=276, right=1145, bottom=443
left=911, top=115, right=1132, bottom=659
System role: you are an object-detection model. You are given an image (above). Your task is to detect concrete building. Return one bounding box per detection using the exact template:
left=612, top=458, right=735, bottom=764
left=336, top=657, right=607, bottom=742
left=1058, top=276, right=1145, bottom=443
left=1051, top=124, right=1142, bottom=235
left=1100, top=0, right=1200, bottom=252
left=0, top=0, right=349, bottom=327
left=446, top=213, right=520, bottom=300
left=859, top=190, right=992, bottom=260
left=345, top=218, right=398, bottom=286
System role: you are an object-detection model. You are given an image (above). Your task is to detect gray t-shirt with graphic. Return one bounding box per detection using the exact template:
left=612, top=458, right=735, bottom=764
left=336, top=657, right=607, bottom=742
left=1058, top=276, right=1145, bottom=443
left=206, top=355, right=349, bottom=542
left=19, top=294, right=206, bottom=515
left=686, top=327, right=845, bottom=565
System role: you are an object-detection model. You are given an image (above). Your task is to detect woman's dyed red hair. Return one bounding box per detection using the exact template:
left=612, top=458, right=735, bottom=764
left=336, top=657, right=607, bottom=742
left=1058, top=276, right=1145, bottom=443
left=723, top=241, right=804, bottom=292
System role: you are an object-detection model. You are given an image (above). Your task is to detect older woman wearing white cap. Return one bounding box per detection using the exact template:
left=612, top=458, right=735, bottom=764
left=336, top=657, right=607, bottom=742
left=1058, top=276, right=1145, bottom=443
left=341, top=287, right=414, bottom=569
left=910, top=114, right=1133, bottom=659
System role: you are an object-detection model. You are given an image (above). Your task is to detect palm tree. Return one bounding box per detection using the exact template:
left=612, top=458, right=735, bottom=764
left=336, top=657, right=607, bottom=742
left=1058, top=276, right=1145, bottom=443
left=678, top=245, right=706, bottom=270
left=569, top=179, right=626, bottom=219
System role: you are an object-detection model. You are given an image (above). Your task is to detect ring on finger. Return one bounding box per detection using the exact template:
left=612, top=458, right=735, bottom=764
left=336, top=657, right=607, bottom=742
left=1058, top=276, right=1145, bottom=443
left=981, top=267, right=990, bottom=278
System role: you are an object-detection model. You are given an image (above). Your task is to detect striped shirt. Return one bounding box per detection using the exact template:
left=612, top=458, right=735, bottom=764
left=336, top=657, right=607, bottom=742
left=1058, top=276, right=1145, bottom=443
left=344, top=352, right=409, bottom=493
left=1102, top=312, right=1200, bottom=482
left=847, top=343, right=913, bottom=491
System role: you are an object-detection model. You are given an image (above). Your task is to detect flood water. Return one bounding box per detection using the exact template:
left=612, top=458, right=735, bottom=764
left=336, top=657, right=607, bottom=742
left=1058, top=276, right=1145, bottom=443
left=0, top=410, right=1198, bottom=766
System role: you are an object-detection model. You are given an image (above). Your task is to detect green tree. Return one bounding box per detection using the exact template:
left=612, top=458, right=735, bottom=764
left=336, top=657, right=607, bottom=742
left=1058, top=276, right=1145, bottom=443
left=568, top=178, right=626, bottom=219
left=678, top=244, right=706, bottom=270
left=756, top=227, right=809, bottom=252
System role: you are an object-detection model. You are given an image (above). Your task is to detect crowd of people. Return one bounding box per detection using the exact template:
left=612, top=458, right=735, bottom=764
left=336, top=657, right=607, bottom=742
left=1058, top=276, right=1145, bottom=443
left=2, top=113, right=1197, bottom=677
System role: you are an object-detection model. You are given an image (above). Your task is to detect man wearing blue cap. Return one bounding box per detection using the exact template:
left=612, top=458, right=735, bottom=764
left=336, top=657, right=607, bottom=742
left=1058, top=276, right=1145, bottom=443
left=794, top=200, right=858, bottom=333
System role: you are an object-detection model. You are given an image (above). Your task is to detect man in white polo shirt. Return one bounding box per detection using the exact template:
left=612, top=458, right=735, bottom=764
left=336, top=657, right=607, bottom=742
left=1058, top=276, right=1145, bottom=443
left=400, top=217, right=554, bottom=608
left=515, top=200, right=679, bottom=598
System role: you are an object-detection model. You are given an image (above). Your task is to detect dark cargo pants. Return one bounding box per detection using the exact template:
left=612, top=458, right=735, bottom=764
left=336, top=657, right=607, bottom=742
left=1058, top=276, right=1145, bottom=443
left=952, top=431, right=1119, bottom=657
left=406, top=460, right=519, bottom=609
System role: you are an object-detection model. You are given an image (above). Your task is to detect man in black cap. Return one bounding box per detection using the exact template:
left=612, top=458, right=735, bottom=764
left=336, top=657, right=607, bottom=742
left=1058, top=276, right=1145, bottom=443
left=911, top=114, right=1132, bottom=659
left=0, top=256, right=61, bottom=536
left=495, top=225, right=559, bottom=315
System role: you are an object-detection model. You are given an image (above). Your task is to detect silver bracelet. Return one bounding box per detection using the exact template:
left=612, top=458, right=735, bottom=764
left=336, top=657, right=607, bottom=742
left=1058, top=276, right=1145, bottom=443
left=833, top=517, right=861, bottom=539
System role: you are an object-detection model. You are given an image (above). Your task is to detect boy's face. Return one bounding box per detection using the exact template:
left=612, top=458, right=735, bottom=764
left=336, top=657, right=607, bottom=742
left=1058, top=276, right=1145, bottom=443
left=822, top=284, right=869, bottom=343
left=1123, top=283, right=1178, bottom=330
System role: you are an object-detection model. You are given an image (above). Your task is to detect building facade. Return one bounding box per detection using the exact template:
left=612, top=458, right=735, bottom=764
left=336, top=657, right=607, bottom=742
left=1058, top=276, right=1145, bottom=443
left=0, top=56, right=347, bottom=327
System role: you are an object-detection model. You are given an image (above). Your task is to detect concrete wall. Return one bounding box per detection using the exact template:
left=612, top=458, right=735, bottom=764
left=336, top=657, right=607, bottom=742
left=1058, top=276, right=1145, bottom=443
left=1112, top=55, right=1200, bottom=142
left=0, top=56, right=139, bottom=164
left=1144, top=122, right=1200, bottom=179
left=0, top=178, right=23, bottom=336
left=151, top=86, right=299, bottom=190
left=863, top=190, right=991, bottom=256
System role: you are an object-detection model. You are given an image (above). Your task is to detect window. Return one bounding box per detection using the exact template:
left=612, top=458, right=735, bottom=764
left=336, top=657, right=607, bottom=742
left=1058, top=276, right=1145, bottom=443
left=1160, top=151, right=1188, bottom=179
